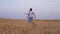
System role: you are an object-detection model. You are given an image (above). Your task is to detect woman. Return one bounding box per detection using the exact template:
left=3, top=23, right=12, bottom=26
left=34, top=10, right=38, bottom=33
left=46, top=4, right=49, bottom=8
left=25, top=8, right=36, bottom=24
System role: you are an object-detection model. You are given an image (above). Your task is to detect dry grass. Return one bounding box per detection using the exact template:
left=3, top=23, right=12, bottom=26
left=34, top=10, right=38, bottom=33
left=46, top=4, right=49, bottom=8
left=0, top=18, right=60, bottom=34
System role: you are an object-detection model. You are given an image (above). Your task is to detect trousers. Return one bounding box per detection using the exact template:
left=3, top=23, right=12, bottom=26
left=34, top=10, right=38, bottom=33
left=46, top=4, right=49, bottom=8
left=28, top=17, right=33, bottom=23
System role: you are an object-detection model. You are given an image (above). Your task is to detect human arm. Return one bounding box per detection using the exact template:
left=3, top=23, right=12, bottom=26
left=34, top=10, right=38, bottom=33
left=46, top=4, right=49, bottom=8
left=25, top=13, right=28, bottom=15
left=32, top=12, right=36, bottom=18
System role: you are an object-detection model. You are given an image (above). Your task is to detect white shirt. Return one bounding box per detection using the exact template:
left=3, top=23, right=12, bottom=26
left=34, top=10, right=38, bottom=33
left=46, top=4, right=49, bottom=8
left=28, top=11, right=34, bottom=17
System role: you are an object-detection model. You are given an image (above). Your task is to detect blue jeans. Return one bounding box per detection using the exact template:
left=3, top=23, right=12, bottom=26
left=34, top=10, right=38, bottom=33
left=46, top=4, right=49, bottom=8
left=28, top=17, right=33, bottom=23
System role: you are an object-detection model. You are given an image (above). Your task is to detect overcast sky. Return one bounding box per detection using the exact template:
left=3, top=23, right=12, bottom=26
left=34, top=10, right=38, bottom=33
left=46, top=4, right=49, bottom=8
left=0, top=0, right=60, bottom=20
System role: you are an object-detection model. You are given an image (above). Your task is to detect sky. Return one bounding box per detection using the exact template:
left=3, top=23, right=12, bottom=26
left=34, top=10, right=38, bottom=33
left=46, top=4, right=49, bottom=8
left=0, top=0, right=60, bottom=20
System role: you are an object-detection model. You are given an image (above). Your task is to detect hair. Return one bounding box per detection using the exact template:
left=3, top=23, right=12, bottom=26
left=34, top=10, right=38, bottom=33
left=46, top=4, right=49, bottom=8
left=30, top=8, right=32, bottom=11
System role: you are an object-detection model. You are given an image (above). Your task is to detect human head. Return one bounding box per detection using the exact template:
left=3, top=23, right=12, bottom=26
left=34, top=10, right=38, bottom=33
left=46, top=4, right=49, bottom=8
left=30, top=8, right=32, bottom=11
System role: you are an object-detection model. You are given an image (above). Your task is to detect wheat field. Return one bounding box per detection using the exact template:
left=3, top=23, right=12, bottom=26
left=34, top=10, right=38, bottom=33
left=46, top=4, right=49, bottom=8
left=0, top=18, right=60, bottom=34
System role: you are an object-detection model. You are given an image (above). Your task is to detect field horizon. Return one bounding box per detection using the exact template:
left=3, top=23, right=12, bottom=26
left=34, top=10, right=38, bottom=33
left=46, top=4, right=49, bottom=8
left=0, top=18, right=60, bottom=34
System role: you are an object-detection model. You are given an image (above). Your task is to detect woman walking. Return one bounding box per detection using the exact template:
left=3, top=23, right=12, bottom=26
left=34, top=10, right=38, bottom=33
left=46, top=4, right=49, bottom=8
left=25, top=8, right=36, bottom=24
